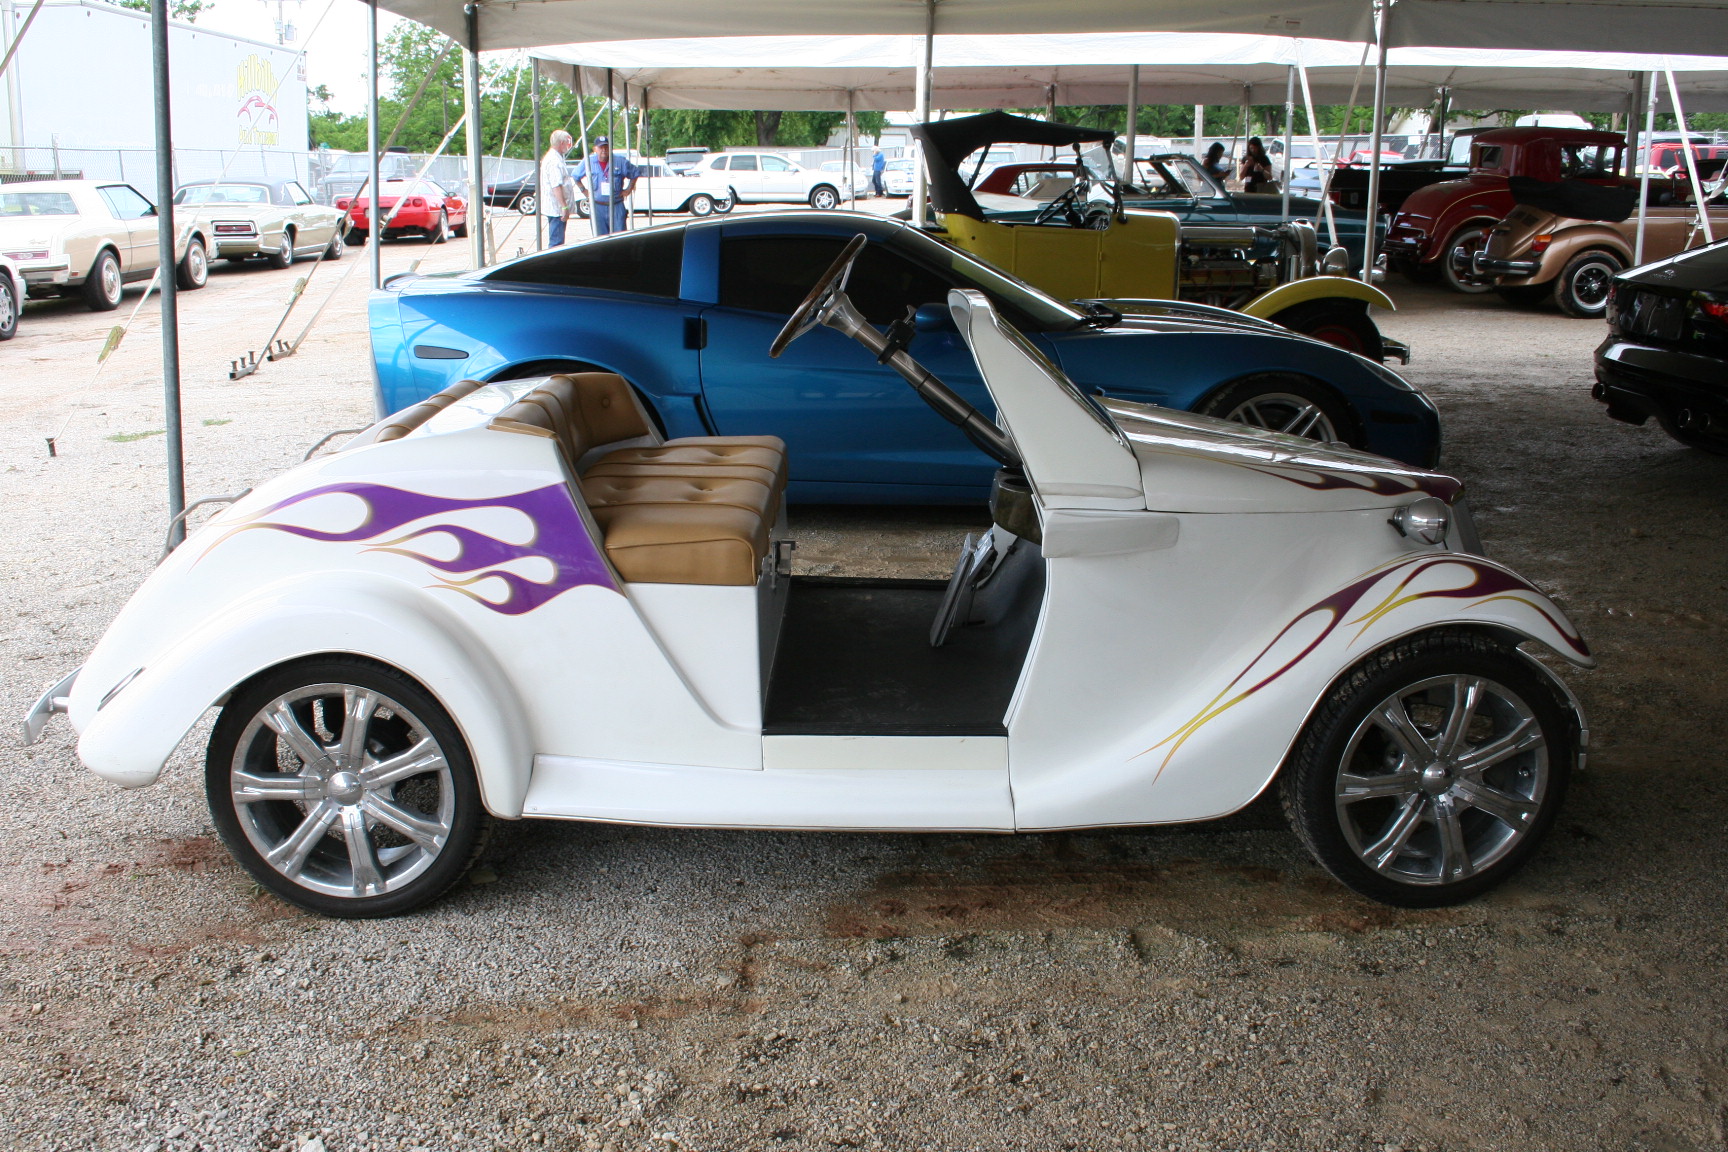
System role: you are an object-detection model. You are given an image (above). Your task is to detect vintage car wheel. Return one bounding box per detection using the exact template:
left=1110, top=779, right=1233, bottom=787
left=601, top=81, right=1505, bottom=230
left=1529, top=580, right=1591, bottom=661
left=1197, top=373, right=1359, bottom=447
left=265, top=230, right=295, bottom=270
left=175, top=237, right=209, bottom=290
left=428, top=211, right=449, bottom=244
left=687, top=193, right=717, bottom=217
left=517, top=193, right=537, bottom=215
left=575, top=197, right=591, bottom=220
left=1494, top=284, right=1549, bottom=307
left=1269, top=300, right=1385, bottom=361
left=808, top=184, right=841, bottom=210
left=322, top=228, right=345, bottom=261
left=82, top=249, right=123, bottom=311
left=1280, top=629, right=1574, bottom=907
left=712, top=194, right=735, bottom=214
left=1554, top=250, right=1623, bottom=319
left=205, top=656, right=492, bottom=919
left=1440, top=223, right=1494, bottom=295
left=0, top=272, right=17, bottom=340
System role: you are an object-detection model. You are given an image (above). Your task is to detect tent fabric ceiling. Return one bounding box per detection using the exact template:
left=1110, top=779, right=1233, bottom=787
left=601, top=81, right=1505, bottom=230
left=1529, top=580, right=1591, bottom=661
left=378, top=0, right=1728, bottom=58
left=533, top=35, right=1728, bottom=113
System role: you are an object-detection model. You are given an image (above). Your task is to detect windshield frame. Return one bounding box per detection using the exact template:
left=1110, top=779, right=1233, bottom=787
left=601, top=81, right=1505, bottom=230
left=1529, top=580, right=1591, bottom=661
left=890, top=224, right=1085, bottom=332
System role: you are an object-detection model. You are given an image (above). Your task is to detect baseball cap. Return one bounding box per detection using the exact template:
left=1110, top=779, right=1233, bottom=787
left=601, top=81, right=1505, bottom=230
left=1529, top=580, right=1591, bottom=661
left=593, top=136, right=610, bottom=146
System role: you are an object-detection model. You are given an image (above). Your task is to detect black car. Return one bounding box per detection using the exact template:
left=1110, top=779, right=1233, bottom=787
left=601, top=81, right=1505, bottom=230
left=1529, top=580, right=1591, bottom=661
left=1594, top=238, right=1728, bottom=453
left=483, top=172, right=539, bottom=215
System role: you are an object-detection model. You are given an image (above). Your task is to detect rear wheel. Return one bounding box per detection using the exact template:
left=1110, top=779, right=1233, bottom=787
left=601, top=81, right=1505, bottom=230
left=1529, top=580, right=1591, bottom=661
left=517, top=192, right=537, bottom=215
left=687, top=193, right=717, bottom=217
left=0, top=272, right=17, bottom=340
left=1197, top=372, right=1359, bottom=447
left=176, top=237, right=209, bottom=290
left=428, top=211, right=449, bottom=244
left=575, top=197, right=591, bottom=220
left=1440, top=223, right=1494, bottom=294
left=205, top=656, right=491, bottom=919
left=265, top=229, right=294, bottom=270
left=1280, top=629, right=1574, bottom=907
left=1269, top=298, right=1385, bottom=361
left=1554, top=250, right=1622, bottom=318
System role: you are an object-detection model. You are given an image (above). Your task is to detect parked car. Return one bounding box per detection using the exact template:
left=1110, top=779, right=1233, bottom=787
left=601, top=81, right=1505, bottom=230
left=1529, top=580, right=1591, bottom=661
left=174, top=179, right=345, bottom=268
left=882, top=158, right=917, bottom=196
left=1472, top=178, right=1728, bottom=317
left=0, top=179, right=210, bottom=310
left=368, top=213, right=1440, bottom=504
left=1593, top=237, right=1728, bottom=451
left=341, top=178, right=469, bottom=244
left=695, top=151, right=849, bottom=209
left=576, top=162, right=735, bottom=219
left=314, top=147, right=415, bottom=205
left=28, top=260, right=1590, bottom=918
left=1646, top=142, right=1728, bottom=177
left=483, top=171, right=539, bottom=215
left=1383, top=127, right=1626, bottom=292
left=0, top=254, right=21, bottom=340
left=818, top=160, right=861, bottom=198
left=662, top=146, right=710, bottom=173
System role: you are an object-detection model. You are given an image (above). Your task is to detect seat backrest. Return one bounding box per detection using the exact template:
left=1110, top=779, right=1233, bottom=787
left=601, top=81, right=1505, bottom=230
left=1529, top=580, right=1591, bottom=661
left=368, top=378, right=486, bottom=443
left=552, top=372, right=652, bottom=446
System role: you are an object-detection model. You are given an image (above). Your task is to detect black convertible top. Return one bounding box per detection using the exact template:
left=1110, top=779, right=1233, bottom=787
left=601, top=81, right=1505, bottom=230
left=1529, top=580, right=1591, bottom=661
left=909, top=111, right=1115, bottom=220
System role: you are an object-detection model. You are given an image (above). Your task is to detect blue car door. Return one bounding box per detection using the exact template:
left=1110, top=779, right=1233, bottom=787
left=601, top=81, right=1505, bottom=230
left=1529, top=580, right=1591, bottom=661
left=696, top=226, right=998, bottom=496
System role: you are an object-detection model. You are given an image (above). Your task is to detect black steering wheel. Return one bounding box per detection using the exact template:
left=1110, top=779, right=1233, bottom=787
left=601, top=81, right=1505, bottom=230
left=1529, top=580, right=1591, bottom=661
left=1032, top=183, right=1086, bottom=227
left=769, top=233, right=868, bottom=358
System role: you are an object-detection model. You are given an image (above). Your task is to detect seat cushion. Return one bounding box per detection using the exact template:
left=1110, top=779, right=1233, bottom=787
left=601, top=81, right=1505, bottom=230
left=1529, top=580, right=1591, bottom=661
left=588, top=503, right=768, bottom=586
left=583, top=458, right=782, bottom=492
left=596, top=438, right=788, bottom=489
left=582, top=473, right=775, bottom=521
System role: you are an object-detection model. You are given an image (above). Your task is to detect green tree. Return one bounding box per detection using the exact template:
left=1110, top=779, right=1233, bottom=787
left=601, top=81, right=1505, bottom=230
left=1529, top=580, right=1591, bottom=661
left=108, top=0, right=212, bottom=21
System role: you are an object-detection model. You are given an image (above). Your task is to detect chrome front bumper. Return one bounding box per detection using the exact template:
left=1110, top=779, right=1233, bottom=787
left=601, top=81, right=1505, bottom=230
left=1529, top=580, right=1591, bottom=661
left=21, top=667, right=78, bottom=744
left=1470, top=251, right=1542, bottom=279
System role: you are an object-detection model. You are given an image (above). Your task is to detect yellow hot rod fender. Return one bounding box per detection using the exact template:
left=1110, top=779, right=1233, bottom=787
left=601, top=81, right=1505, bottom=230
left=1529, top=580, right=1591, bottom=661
left=1241, top=276, right=1396, bottom=321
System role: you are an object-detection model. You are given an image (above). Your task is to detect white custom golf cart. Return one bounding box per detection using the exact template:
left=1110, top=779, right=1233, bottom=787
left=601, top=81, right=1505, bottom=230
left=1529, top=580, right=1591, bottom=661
left=27, top=237, right=1591, bottom=917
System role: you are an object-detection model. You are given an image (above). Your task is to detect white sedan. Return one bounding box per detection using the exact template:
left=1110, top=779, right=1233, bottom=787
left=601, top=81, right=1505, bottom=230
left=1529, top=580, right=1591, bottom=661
left=576, top=161, right=736, bottom=219
left=693, top=150, right=851, bottom=209
left=30, top=243, right=1590, bottom=918
left=175, top=179, right=346, bottom=268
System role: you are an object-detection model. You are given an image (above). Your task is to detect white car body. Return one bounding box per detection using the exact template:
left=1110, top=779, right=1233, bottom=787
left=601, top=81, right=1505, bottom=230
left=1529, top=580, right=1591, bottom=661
left=578, top=162, right=737, bottom=217
left=39, top=286, right=1590, bottom=883
left=0, top=179, right=208, bottom=301
left=696, top=151, right=851, bottom=208
left=174, top=179, right=344, bottom=265
left=882, top=158, right=917, bottom=196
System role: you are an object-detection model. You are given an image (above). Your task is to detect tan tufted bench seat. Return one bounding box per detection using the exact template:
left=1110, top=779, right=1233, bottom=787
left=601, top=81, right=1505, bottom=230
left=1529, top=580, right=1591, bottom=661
left=488, top=372, right=787, bottom=586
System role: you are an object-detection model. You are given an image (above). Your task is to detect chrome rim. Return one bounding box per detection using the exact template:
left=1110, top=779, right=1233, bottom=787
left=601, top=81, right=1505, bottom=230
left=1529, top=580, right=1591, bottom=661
left=187, top=241, right=207, bottom=283
left=279, top=234, right=293, bottom=262
left=100, top=256, right=120, bottom=301
left=1570, top=262, right=1614, bottom=310
left=230, top=683, right=455, bottom=899
left=0, top=278, right=15, bottom=330
left=1335, top=674, right=1549, bottom=886
left=813, top=188, right=837, bottom=209
left=327, top=231, right=343, bottom=257
left=690, top=195, right=712, bottom=216
left=1222, top=392, right=1340, bottom=441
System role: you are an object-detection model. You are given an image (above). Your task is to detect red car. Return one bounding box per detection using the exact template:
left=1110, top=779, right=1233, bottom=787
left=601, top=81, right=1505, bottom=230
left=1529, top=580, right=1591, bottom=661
left=340, top=177, right=468, bottom=244
left=1383, top=127, right=1624, bottom=293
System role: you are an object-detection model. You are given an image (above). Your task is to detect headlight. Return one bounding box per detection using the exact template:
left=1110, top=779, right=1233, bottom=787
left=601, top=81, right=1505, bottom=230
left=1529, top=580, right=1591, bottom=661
left=1390, top=497, right=1450, bottom=545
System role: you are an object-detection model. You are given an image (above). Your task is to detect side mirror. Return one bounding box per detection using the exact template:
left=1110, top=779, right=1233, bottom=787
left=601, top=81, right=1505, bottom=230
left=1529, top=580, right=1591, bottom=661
left=913, top=302, right=954, bottom=332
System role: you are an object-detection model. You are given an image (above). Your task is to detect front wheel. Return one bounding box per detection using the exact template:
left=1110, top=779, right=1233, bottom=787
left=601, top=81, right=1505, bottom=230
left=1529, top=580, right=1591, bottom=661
left=687, top=193, right=717, bottom=217
left=809, top=184, right=840, bottom=210
left=1268, top=299, right=1385, bottom=361
left=1196, top=372, right=1359, bottom=447
left=322, top=228, right=345, bottom=261
left=1440, top=223, right=1494, bottom=294
left=82, top=249, right=123, bottom=311
left=205, top=656, right=492, bottom=919
left=0, top=272, right=17, bottom=340
left=517, top=193, right=537, bottom=215
left=712, top=194, right=735, bottom=214
left=1280, top=629, right=1575, bottom=907
left=574, top=197, right=591, bottom=220
left=1553, top=250, right=1622, bottom=318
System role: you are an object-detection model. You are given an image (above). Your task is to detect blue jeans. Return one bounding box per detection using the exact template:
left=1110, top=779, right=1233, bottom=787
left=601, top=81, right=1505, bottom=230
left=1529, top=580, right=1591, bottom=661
left=592, top=199, right=627, bottom=235
left=546, top=214, right=567, bottom=247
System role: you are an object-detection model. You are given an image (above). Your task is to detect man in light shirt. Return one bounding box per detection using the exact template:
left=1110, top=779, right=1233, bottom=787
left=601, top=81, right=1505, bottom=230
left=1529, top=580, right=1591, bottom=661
left=539, top=130, right=577, bottom=246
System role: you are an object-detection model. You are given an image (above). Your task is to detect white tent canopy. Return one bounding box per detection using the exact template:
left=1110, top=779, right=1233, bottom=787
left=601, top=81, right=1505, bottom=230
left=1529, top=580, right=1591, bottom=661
left=533, top=34, right=1728, bottom=113
left=380, top=0, right=1728, bottom=58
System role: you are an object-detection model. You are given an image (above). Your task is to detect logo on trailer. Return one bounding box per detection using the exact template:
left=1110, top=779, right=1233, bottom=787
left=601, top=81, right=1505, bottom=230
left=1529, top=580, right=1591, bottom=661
left=237, top=54, right=280, bottom=146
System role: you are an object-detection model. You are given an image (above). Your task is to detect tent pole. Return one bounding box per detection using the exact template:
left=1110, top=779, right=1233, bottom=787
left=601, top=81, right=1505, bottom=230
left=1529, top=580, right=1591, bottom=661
left=638, top=90, right=650, bottom=227
left=1623, top=71, right=1644, bottom=179
left=1281, top=65, right=1294, bottom=219
left=531, top=63, right=542, bottom=249
left=1046, top=86, right=1056, bottom=159
left=1636, top=72, right=1657, bottom=264
left=1665, top=68, right=1713, bottom=245
left=606, top=68, right=615, bottom=158
left=911, top=0, right=933, bottom=227
left=152, top=0, right=184, bottom=546
left=463, top=4, right=485, bottom=267
left=1294, top=50, right=1338, bottom=249
left=846, top=88, right=856, bottom=204
left=1433, top=87, right=1450, bottom=159
left=1193, top=104, right=1204, bottom=154
left=1123, top=64, right=1138, bottom=190
left=366, top=0, right=381, bottom=291
left=1361, top=0, right=1389, bottom=284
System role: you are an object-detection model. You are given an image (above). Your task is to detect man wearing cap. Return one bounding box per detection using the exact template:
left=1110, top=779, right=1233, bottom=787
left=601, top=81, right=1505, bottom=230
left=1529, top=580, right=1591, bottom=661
left=539, top=130, right=577, bottom=246
left=574, top=137, right=641, bottom=237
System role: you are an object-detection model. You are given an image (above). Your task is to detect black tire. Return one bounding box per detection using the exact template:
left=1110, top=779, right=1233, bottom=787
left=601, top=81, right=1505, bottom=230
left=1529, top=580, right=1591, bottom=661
left=1494, top=283, right=1549, bottom=307
left=322, top=228, right=345, bottom=261
left=0, top=272, right=17, bottom=340
left=714, top=192, right=736, bottom=214
left=517, top=193, right=537, bottom=216
left=809, top=184, right=840, bottom=210
left=1553, top=250, right=1623, bottom=319
left=1440, top=222, right=1494, bottom=295
left=82, top=248, right=123, bottom=311
left=1280, top=628, right=1575, bottom=907
left=1268, top=299, right=1386, bottom=361
left=205, top=655, right=492, bottom=919
left=452, top=217, right=468, bottom=239
left=687, top=193, right=717, bottom=217
left=428, top=211, right=449, bottom=244
left=575, top=197, right=591, bottom=220
left=1196, top=372, right=1361, bottom=447
left=345, top=228, right=367, bottom=246
left=175, top=236, right=209, bottom=290
left=265, top=229, right=294, bottom=270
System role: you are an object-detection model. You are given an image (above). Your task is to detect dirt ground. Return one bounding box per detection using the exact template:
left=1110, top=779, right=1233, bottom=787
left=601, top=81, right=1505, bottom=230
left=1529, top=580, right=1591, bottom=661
left=2, top=215, right=1726, bottom=1152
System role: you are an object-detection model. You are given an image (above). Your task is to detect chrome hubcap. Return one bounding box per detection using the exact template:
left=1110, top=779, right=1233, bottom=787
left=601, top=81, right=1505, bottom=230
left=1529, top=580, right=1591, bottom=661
left=102, top=260, right=120, bottom=299
left=230, top=683, right=454, bottom=899
left=0, top=281, right=15, bottom=328
left=1223, top=392, right=1340, bottom=442
left=1336, top=675, right=1548, bottom=885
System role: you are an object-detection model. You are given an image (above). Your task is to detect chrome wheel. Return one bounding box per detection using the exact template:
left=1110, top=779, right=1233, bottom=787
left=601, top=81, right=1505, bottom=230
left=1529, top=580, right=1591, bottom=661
left=227, top=682, right=456, bottom=900
left=1222, top=392, right=1341, bottom=441
left=1556, top=251, right=1621, bottom=318
left=0, top=275, right=17, bottom=339
left=1336, top=674, right=1549, bottom=887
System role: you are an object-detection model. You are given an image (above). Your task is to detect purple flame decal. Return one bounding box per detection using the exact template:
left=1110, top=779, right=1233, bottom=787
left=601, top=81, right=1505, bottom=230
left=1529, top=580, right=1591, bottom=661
left=213, top=482, right=615, bottom=614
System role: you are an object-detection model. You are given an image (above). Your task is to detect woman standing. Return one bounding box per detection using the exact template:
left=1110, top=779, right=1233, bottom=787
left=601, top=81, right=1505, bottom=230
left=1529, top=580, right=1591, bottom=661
left=1238, top=136, right=1277, bottom=193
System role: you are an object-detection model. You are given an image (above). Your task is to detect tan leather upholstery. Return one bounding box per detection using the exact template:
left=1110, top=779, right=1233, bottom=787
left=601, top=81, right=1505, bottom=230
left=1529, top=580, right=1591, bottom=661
left=486, top=373, right=788, bottom=586
left=371, top=378, right=486, bottom=443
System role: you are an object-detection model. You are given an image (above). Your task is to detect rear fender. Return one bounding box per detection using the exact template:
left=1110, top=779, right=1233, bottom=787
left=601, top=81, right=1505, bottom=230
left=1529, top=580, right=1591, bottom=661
left=73, top=574, right=534, bottom=817
left=1241, top=277, right=1395, bottom=319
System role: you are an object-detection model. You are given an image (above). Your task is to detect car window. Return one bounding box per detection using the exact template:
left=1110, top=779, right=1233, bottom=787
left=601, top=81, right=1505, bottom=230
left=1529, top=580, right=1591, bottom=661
left=176, top=184, right=269, bottom=205
left=99, top=184, right=155, bottom=219
left=761, top=156, right=793, bottom=172
left=729, top=155, right=759, bottom=172
left=285, top=182, right=313, bottom=205
left=1473, top=145, right=1505, bottom=172
left=0, top=191, right=78, bottom=216
left=1560, top=144, right=1616, bottom=178
left=488, top=227, right=684, bottom=297
left=721, top=236, right=956, bottom=324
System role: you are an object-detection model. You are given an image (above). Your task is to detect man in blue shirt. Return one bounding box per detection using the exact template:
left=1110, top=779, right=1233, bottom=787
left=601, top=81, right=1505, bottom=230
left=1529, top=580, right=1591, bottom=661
left=871, top=148, right=886, bottom=197
left=574, top=137, right=640, bottom=236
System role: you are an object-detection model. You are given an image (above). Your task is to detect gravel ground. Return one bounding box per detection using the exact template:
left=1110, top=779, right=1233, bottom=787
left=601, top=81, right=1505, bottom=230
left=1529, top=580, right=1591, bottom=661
left=3, top=221, right=1726, bottom=1152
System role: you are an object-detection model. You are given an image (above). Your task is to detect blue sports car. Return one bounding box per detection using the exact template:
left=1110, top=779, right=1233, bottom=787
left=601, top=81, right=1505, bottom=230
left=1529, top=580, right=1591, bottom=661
left=370, top=212, right=1439, bottom=503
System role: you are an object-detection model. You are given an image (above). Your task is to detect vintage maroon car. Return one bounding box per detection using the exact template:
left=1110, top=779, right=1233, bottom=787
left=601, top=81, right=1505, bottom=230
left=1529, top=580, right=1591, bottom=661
left=340, top=177, right=469, bottom=244
left=1383, top=127, right=1624, bottom=293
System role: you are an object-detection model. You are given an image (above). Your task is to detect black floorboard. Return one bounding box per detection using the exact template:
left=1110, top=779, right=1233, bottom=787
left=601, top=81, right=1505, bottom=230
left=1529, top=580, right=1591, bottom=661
left=763, top=575, right=1036, bottom=736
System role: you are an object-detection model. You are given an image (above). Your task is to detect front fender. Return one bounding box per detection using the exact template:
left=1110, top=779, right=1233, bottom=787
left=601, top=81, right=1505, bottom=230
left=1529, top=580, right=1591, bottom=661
left=1241, top=276, right=1395, bottom=319
left=73, top=574, right=534, bottom=817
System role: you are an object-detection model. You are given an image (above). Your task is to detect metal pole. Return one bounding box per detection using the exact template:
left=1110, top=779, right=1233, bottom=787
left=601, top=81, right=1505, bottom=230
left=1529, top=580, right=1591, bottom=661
left=1624, top=71, right=1645, bottom=180
left=1361, top=0, right=1390, bottom=283
left=1636, top=72, right=1657, bottom=264
left=1193, top=104, right=1204, bottom=153
left=1294, top=51, right=1339, bottom=249
left=846, top=88, right=856, bottom=204
left=151, top=0, right=184, bottom=546
left=1123, top=64, right=1138, bottom=190
left=1281, top=64, right=1294, bottom=219
left=366, top=0, right=380, bottom=291
left=911, top=2, right=934, bottom=227
left=1, top=0, right=26, bottom=169
left=1665, top=68, right=1713, bottom=246
left=463, top=4, right=484, bottom=267
left=531, top=64, right=542, bottom=249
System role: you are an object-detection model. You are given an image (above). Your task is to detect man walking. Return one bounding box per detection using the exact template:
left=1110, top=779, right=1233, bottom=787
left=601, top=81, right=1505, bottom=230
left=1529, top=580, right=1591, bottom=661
left=575, top=137, right=640, bottom=236
left=871, top=147, right=886, bottom=197
left=539, top=130, right=576, bottom=246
